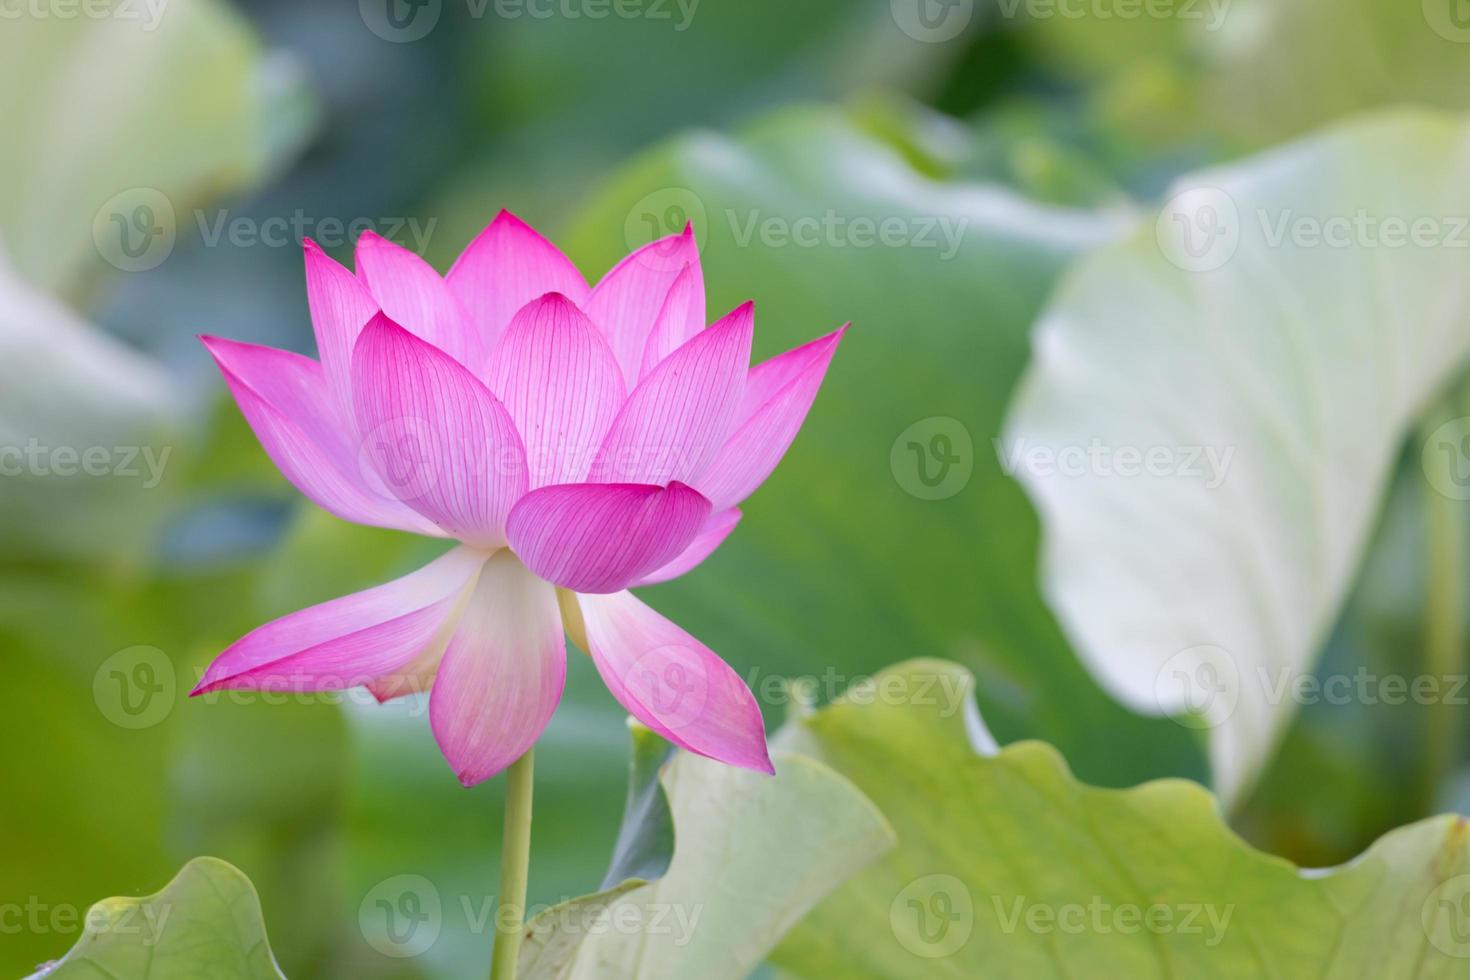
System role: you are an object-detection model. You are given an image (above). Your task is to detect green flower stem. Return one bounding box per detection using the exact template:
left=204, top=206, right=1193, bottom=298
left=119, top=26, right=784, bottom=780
left=1423, top=404, right=1466, bottom=812
left=491, top=747, right=535, bottom=980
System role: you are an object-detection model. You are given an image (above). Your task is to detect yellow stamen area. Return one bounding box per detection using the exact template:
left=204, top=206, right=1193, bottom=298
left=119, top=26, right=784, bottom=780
left=556, top=587, right=589, bottom=656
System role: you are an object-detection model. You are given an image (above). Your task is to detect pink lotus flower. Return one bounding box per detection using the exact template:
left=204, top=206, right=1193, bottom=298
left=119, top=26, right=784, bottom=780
left=192, top=212, right=843, bottom=785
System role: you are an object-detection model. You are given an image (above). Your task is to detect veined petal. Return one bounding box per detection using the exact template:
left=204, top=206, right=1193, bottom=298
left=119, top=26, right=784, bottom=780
left=486, top=293, right=624, bottom=487
left=586, top=225, right=703, bottom=383
left=191, top=546, right=486, bottom=695
left=430, top=551, right=566, bottom=785
left=633, top=507, right=741, bottom=586
left=355, top=230, right=484, bottom=370
left=637, top=262, right=703, bottom=380
left=303, top=239, right=378, bottom=419
left=695, top=325, right=845, bottom=511
left=446, top=210, right=590, bottom=355
left=366, top=644, right=442, bottom=703
left=738, top=324, right=847, bottom=424
left=352, top=314, right=528, bottom=548
left=506, top=482, right=710, bottom=594
left=577, top=590, right=772, bottom=773
left=202, top=335, right=442, bottom=536
left=589, top=302, right=753, bottom=486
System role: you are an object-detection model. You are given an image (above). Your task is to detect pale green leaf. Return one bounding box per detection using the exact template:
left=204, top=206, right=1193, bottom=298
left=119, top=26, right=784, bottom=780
left=773, top=660, right=1470, bottom=979
left=0, top=249, right=180, bottom=562
left=1004, top=109, right=1470, bottom=806
left=32, top=857, right=285, bottom=979
left=518, top=744, right=894, bottom=979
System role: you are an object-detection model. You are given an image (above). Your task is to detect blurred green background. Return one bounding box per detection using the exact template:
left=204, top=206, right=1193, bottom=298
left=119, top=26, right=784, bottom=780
left=5, top=0, right=1470, bottom=976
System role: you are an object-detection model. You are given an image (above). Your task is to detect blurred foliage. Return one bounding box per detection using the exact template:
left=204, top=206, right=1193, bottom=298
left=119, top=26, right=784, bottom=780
left=1008, top=0, right=1470, bottom=152
left=561, top=102, right=1204, bottom=788
left=0, top=0, right=312, bottom=298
